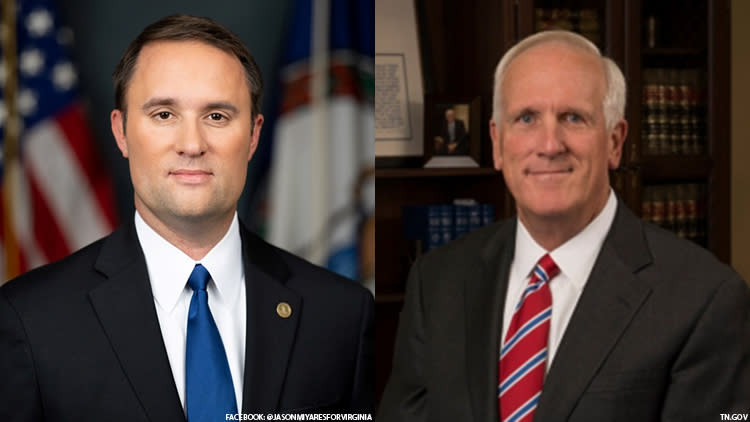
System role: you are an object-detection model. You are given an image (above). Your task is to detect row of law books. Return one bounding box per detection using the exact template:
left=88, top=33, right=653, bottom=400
left=642, top=68, right=706, bottom=156
left=641, top=183, right=706, bottom=245
left=403, top=200, right=496, bottom=252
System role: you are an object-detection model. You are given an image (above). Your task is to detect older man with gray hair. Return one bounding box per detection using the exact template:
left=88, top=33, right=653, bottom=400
left=378, top=30, right=750, bottom=422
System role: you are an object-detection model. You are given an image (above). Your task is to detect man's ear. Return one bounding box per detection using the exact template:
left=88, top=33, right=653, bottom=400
left=490, top=118, right=503, bottom=171
left=111, top=109, right=129, bottom=158
left=248, top=114, right=264, bottom=162
left=607, top=119, right=628, bottom=170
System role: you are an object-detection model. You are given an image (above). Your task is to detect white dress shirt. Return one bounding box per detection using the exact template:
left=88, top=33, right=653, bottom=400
left=501, top=190, right=617, bottom=370
left=135, top=211, right=246, bottom=412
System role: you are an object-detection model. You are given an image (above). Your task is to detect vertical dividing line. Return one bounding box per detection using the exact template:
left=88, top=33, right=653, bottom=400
left=1, top=0, right=21, bottom=281
left=310, top=0, right=330, bottom=266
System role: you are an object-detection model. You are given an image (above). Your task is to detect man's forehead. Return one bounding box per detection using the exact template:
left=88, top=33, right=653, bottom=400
left=126, top=40, right=251, bottom=107
left=501, top=42, right=606, bottom=102
left=509, top=42, right=603, bottom=77
left=515, top=40, right=600, bottom=63
left=135, top=39, right=241, bottom=69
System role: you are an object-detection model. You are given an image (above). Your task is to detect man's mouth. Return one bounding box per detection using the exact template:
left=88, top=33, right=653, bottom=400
left=169, top=169, right=213, bottom=184
left=524, top=168, right=573, bottom=176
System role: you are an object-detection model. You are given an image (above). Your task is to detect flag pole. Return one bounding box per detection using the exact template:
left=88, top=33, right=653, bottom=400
left=309, top=0, right=330, bottom=266
left=1, top=0, right=21, bottom=281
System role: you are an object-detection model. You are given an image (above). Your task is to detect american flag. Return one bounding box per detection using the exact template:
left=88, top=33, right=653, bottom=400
left=0, top=0, right=117, bottom=281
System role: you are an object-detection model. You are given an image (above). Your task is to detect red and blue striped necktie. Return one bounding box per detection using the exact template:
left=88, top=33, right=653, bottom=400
left=498, top=254, right=559, bottom=422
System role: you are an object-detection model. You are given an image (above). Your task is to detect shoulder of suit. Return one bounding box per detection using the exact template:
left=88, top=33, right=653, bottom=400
left=639, top=221, right=740, bottom=283
left=414, top=219, right=513, bottom=272
left=426, top=218, right=510, bottom=253
left=0, top=233, right=110, bottom=310
left=239, top=222, right=372, bottom=300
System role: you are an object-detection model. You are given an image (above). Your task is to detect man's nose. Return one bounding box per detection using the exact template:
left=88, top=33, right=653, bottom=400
left=538, top=119, right=566, bottom=157
left=175, top=119, right=207, bottom=157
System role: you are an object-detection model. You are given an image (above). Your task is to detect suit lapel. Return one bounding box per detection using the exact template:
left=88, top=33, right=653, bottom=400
left=466, top=220, right=516, bottom=422
left=239, top=227, right=300, bottom=413
left=534, top=203, right=653, bottom=421
left=89, top=222, right=185, bottom=422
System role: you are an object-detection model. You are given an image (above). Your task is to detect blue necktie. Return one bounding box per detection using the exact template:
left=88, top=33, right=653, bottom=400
left=185, top=264, right=238, bottom=421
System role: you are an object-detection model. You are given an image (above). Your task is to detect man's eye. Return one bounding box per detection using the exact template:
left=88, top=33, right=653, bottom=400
left=565, top=113, right=582, bottom=123
left=156, top=111, right=172, bottom=120
left=209, top=113, right=225, bottom=121
left=518, top=114, right=534, bottom=124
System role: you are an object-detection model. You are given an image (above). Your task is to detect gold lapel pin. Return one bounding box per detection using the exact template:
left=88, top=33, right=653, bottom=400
left=276, top=302, right=292, bottom=318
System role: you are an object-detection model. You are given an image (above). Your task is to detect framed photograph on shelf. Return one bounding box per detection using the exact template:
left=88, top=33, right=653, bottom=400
left=423, top=96, right=480, bottom=168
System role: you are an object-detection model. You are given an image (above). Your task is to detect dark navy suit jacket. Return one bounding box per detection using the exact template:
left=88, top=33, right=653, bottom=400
left=0, top=218, right=374, bottom=421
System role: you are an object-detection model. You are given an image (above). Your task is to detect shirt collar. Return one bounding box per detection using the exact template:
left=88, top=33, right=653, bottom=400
left=135, top=211, right=244, bottom=312
left=515, top=189, right=618, bottom=290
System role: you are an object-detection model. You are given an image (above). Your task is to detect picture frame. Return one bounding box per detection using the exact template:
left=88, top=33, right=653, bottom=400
left=374, top=0, right=426, bottom=168
left=423, top=96, right=481, bottom=168
left=375, top=53, right=423, bottom=168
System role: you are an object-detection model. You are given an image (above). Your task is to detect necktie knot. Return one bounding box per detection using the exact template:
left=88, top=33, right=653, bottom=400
left=188, top=264, right=211, bottom=292
left=535, top=254, right=559, bottom=283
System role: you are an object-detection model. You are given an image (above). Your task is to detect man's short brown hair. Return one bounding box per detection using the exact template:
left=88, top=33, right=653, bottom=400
left=113, top=14, right=263, bottom=120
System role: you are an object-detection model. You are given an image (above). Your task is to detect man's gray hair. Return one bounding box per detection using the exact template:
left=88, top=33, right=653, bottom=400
left=491, top=30, right=626, bottom=132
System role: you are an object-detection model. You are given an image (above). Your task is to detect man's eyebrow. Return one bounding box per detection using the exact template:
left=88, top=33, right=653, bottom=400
left=203, top=102, right=239, bottom=115
left=507, top=107, right=537, bottom=119
left=142, top=97, right=176, bottom=110
left=560, top=107, right=595, bottom=120
left=140, top=99, right=240, bottom=115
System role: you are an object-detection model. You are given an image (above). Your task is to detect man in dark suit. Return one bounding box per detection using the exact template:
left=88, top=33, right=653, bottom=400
left=435, top=107, right=468, bottom=155
left=0, top=15, right=373, bottom=421
left=378, top=30, right=750, bottom=421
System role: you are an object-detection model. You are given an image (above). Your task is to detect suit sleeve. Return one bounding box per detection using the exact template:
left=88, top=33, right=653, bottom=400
left=660, top=274, right=750, bottom=421
left=377, top=259, right=428, bottom=421
left=350, top=287, right=375, bottom=414
left=0, top=290, right=44, bottom=421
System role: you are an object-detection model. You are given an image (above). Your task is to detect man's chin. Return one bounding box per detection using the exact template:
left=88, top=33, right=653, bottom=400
left=519, top=201, right=578, bottom=221
left=171, top=208, right=226, bottom=222
left=159, top=202, right=230, bottom=224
